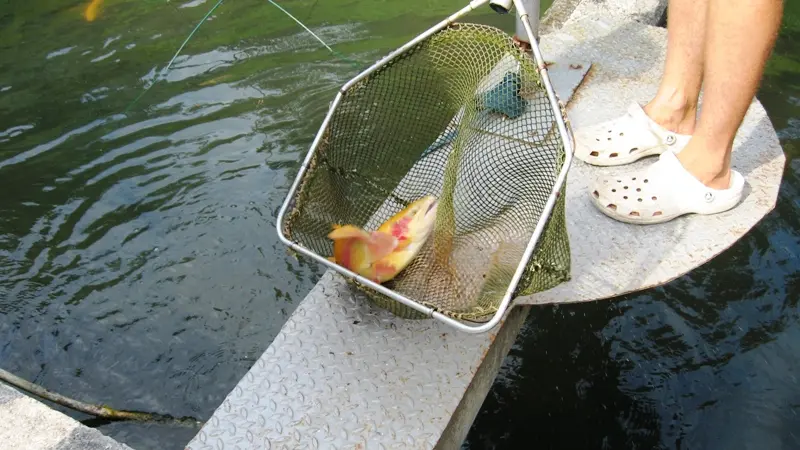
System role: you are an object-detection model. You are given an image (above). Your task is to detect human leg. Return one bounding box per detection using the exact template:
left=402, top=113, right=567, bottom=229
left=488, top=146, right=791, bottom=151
left=572, top=0, right=708, bottom=166
left=642, top=0, right=709, bottom=135
left=675, top=0, right=784, bottom=189
left=589, top=0, right=784, bottom=224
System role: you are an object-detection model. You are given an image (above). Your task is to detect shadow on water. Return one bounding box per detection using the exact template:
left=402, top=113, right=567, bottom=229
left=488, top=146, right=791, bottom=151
left=465, top=5, right=800, bottom=450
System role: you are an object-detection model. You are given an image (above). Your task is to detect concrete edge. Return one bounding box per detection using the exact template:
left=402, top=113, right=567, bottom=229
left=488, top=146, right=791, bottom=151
left=540, top=0, right=583, bottom=34
left=542, top=0, right=668, bottom=33
left=0, top=382, right=131, bottom=450
left=0, top=380, right=23, bottom=406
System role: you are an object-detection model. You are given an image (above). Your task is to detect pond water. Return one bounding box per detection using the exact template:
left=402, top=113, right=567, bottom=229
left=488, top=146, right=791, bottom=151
left=0, top=1, right=796, bottom=449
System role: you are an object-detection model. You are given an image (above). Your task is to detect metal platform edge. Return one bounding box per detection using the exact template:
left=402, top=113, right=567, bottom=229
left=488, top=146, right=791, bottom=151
left=184, top=1, right=677, bottom=449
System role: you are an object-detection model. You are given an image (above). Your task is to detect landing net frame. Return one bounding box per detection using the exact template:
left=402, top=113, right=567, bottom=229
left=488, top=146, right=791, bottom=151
left=276, top=0, right=574, bottom=333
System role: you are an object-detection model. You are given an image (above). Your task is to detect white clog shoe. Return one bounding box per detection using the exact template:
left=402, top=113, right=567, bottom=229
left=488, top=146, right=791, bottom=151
left=574, top=102, right=692, bottom=166
left=589, top=151, right=745, bottom=225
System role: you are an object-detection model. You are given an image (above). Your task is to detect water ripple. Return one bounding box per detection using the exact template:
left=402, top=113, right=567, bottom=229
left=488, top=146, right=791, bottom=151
left=0, top=3, right=355, bottom=438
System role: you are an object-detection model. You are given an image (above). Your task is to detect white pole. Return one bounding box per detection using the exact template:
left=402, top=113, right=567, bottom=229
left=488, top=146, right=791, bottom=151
left=515, top=0, right=540, bottom=43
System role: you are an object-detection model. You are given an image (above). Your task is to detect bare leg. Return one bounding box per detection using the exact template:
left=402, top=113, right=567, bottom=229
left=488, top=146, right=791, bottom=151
left=643, top=0, right=709, bottom=135
left=677, top=0, right=783, bottom=189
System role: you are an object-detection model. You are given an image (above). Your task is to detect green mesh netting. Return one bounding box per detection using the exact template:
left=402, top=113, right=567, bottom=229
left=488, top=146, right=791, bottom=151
left=282, top=22, right=571, bottom=322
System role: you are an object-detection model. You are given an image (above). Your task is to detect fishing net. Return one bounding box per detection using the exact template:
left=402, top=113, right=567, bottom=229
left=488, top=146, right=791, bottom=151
left=281, top=22, right=571, bottom=322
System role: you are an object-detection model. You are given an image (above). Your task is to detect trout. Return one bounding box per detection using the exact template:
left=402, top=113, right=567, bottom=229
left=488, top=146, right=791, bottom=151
left=327, top=195, right=438, bottom=283
left=83, top=0, right=103, bottom=22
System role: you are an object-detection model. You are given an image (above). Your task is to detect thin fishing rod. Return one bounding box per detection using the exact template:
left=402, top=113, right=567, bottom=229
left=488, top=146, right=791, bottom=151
left=124, top=0, right=225, bottom=113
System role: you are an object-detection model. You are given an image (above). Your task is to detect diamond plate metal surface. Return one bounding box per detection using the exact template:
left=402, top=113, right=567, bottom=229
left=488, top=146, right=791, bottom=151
left=186, top=271, right=499, bottom=450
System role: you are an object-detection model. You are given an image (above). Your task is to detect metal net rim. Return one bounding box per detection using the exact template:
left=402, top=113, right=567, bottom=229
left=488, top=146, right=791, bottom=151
left=279, top=21, right=572, bottom=325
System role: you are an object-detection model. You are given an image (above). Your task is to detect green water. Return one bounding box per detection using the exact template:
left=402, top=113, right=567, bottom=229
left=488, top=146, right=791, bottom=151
left=0, top=1, right=539, bottom=448
left=0, top=0, right=797, bottom=449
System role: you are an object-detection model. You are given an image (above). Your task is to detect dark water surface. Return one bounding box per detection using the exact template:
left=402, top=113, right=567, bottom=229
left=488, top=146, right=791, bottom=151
left=464, top=3, right=800, bottom=450
left=0, top=1, right=796, bottom=449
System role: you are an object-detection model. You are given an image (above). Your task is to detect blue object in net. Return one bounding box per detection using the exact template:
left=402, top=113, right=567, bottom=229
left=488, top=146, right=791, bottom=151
left=479, top=71, right=526, bottom=119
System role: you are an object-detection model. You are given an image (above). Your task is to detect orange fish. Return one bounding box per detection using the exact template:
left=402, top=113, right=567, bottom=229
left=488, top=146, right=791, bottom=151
left=328, top=195, right=438, bottom=283
left=83, top=0, right=104, bottom=22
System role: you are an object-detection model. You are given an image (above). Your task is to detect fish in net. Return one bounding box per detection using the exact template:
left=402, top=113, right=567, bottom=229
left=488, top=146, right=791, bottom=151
left=279, top=20, right=572, bottom=327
